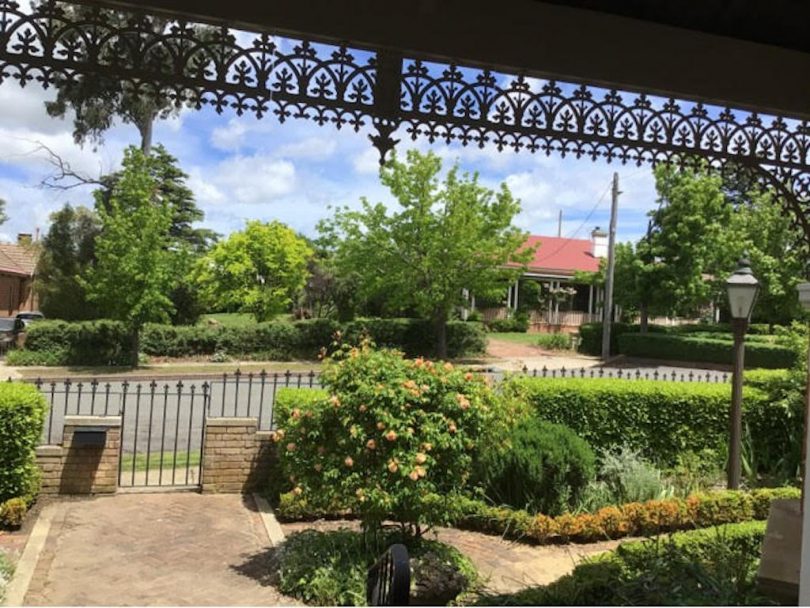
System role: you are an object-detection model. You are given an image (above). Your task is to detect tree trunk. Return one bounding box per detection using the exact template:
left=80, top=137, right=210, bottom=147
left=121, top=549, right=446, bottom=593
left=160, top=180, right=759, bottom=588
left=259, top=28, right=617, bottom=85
left=639, top=302, right=649, bottom=333
left=130, top=329, right=140, bottom=368
left=433, top=308, right=448, bottom=360
left=140, top=119, right=153, bottom=156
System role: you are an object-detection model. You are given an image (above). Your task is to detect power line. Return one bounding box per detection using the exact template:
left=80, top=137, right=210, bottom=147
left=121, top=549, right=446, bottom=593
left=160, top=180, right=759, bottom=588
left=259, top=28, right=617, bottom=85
left=532, top=178, right=613, bottom=263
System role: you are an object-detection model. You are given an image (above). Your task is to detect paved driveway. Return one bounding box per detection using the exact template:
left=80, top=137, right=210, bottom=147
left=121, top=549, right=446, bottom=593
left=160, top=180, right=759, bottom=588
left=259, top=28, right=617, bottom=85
left=23, top=493, right=293, bottom=606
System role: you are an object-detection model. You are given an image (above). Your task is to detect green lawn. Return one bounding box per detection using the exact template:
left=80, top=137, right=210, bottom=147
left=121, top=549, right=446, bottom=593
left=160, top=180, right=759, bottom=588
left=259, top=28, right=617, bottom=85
left=200, top=312, right=258, bottom=327
left=120, top=449, right=201, bottom=472
left=200, top=312, right=294, bottom=327
left=487, top=332, right=541, bottom=345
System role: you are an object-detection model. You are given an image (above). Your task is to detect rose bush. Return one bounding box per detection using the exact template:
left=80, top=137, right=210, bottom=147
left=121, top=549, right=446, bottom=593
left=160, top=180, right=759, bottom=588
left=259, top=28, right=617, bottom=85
left=275, top=341, right=496, bottom=537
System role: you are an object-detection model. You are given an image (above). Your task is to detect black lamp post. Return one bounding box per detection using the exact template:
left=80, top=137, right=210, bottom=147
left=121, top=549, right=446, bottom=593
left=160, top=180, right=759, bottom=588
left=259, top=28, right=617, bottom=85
left=725, top=255, right=760, bottom=490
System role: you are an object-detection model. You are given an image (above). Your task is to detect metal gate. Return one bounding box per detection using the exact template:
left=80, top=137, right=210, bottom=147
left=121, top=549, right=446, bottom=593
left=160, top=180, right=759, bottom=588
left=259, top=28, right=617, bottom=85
left=117, top=381, right=209, bottom=489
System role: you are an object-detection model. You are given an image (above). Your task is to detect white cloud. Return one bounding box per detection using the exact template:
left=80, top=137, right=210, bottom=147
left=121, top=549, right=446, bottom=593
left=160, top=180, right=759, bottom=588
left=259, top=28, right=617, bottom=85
left=210, top=118, right=249, bottom=151
left=276, top=136, right=337, bottom=161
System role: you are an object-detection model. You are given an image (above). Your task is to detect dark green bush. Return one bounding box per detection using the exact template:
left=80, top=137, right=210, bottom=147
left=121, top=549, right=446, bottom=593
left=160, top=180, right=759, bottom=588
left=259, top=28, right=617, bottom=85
left=22, top=319, right=130, bottom=365
left=503, top=377, right=766, bottom=466
left=577, top=322, right=639, bottom=355
left=486, top=312, right=530, bottom=333
left=479, top=521, right=769, bottom=606
left=16, top=318, right=487, bottom=365
left=475, top=418, right=595, bottom=515
left=617, top=333, right=796, bottom=369
left=0, top=384, right=48, bottom=502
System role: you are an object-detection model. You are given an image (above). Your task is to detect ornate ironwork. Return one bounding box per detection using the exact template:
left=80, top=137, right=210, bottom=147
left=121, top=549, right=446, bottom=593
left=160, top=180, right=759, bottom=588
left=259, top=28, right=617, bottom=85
left=366, top=543, right=410, bottom=606
left=1, top=0, right=809, bottom=242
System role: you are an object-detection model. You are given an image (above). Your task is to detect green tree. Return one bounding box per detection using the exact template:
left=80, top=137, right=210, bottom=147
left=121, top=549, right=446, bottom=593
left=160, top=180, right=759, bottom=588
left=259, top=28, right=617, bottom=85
left=318, top=150, right=532, bottom=357
left=728, top=189, right=806, bottom=326
left=97, top=145, right=216, bottom=325
left=82, top=147, right=175, bottom=365
left=35, top=204, right=101, bottom=320
left=644, top=165, right=736, bottom=317
left=0, top=199, right=8, bottom=226
left=43, top=6, right=216, bottom=154
left=195, top=221, right=313, bottom=322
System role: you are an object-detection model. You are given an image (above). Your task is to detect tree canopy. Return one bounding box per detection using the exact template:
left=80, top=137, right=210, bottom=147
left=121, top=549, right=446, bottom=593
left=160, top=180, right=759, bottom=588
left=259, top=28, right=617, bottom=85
left=82, top=147, right=175, bottom=363
left=36, top=204, right=101, bottom=320
left=318, top=150, right=531, bottom=356
left=195, top=220, right=313, bottom=322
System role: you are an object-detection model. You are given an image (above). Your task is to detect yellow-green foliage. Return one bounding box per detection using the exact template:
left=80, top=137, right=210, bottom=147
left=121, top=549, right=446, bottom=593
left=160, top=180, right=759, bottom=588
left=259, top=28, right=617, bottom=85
left=503, top=377, right=770, bottom=466
left=0, top=383, right=48, bottom=502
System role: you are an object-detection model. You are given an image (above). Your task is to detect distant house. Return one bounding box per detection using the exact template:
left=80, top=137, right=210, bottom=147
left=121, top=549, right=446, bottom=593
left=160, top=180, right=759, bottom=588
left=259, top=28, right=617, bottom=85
left=0, top=234, right=39, bottom=316
left=476, top=228, right=609, bottom=332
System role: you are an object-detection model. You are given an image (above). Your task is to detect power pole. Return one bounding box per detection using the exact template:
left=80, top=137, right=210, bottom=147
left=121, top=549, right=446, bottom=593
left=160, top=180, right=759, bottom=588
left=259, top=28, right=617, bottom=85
left=557, top=209, right=563, bottom=237
left=601, top=173, right=620, bottom=359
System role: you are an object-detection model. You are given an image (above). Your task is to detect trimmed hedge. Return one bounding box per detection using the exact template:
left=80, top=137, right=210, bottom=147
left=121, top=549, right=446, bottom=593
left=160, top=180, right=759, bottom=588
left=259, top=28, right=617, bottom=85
left=0, top=384, right=48, bottom=502
left=452, top=487, right=797, bottom=545
left=480, top=520, right=768, bottom=606
left=617, top=333, right=796, bottom=369
left=503, top=377, right=758, bottom=466
left=15, top=318, right=487, bottom=365
left=272, top=485, right=798, bottom=547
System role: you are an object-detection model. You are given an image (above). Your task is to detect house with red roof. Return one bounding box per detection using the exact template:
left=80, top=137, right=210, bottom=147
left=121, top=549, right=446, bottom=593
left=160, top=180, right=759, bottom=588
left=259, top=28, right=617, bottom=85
left=0, top=234, right=39, bottom=316
left=475, top=228, right=609, bottom=331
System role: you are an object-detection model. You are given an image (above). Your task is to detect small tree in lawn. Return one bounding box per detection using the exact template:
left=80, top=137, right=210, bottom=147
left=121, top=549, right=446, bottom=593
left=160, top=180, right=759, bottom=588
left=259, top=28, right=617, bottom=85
left=318, top=150, right=532, bottom=358
left=276, top=341, right=497, bottom=539
left=195, top=221, right=313, bottom=322
left=82, top=147, right=174, bottom=365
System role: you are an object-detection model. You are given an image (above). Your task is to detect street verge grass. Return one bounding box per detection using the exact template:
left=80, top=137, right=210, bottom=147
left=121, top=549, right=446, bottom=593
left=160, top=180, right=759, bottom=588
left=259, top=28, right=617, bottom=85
left=120, top=450, right=201, bottom=472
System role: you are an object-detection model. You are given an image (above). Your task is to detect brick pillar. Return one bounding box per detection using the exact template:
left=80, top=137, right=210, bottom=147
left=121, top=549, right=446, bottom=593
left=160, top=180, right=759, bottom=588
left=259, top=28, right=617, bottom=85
left=202, top=418, right=257, bottom=493
left=59, top=416, right=121, bottom=494
left=35, top=445, right=64, bottom=495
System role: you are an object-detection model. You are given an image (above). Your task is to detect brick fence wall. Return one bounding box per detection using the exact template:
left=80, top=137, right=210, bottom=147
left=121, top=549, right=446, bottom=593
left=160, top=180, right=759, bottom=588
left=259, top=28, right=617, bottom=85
left=36, top=416, right=120, bottom=495
left=201, top=417, right=277, bottom=494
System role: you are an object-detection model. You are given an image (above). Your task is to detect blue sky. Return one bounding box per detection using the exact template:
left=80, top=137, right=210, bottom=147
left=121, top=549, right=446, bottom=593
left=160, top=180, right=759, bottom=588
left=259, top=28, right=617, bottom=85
left=0, top=80, right=659, bottom=246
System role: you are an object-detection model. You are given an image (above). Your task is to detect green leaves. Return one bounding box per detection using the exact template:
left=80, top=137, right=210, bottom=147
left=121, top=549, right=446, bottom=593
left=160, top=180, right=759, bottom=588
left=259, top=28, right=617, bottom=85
left=194, top=220, right=313, bottom=322
left=0, top=384, right=48, bottom=503
left=83, top=147, right=175, bottom=333
left=319, top=150, right=530, bottom=355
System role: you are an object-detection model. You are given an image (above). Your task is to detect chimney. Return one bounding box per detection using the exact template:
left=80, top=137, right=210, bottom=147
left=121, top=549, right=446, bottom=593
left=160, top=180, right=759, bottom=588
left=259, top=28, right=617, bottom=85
left=17, top=233, right=32, bottom=246
left=591, top=227, right=608, bottom=258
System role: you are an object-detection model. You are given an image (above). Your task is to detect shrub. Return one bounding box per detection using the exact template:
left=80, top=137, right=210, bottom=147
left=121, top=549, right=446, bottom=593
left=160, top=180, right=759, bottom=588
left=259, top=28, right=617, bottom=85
left=19, top=317, right=486, bottom=364
left=451, top=487, right=797, bottom=546
left=276, top=528, right=477, bottom=606
left=22, top=319, right=130, bottom=366
left=577, top=322, right=639, bottom=355
left=536, top=333, right=572, bottom=350
left=598, top=446, right=673, bottom=504
left=6, top=349, right=68, bottom=366
left=0, top=384, right=48, bottom=502
left=479, top=521, right=768, bottom=606
left=486, top=313, right=529, bottom=333
left=618, top=333, right=796, bottom=369
left=502, top=377, right=768, bottom=467
left=0, top=497, right=27, bottom=528
left=475, top=418, right=595, bottom=515
left=276, top=343, right=496, bottom=537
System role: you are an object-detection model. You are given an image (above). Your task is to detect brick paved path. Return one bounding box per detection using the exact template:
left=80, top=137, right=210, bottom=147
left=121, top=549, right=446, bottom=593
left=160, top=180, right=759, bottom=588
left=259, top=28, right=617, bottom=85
left=24, top=493, right=294, bottom=606
left=281, top=519, right=625, bottom=594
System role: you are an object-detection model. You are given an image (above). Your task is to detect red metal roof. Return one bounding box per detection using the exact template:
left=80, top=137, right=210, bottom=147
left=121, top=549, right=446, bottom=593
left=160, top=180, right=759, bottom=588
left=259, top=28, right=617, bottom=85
left=519, top=235, right=601, bottom=276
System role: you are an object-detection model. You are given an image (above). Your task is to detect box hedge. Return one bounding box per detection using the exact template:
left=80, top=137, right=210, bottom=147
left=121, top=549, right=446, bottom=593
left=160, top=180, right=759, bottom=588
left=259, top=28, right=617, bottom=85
left=16, top=317, right=486, bottom=364
left=452, top=487, right=796, bottom=545
left=617, top=333, right=796, bottom=369
left=502, top=377, right=775, bottom=466
left=480, top=520, right=769, bottom=606
left=0, top=383, right=48, bottom=502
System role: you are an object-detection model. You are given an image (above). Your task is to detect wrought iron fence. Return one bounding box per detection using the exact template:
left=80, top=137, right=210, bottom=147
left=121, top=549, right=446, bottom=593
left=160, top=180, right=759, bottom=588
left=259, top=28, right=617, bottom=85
left=30, top=370, right=323, bottom=446
left=28, top=366, right=727, bottom=448
left=516, top=366, right=730, bottom=383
